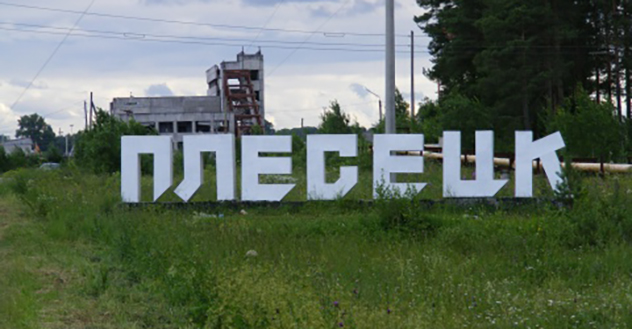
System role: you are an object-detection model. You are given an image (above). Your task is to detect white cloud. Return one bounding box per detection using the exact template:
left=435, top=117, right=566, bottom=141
left=0, top=102, right=18, bottom=137
left=145, top=83, right=175, bottom=96
left=0, top=0, right=433, bottom=133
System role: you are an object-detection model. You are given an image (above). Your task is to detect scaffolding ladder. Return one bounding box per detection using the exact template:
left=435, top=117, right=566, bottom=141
left=222, top=69, right=263, bottom=136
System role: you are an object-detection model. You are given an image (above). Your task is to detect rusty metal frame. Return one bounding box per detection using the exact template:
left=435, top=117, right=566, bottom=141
left=222, top=69, right=263, bottom=136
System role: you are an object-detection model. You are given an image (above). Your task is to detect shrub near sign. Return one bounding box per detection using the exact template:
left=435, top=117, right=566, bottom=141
left=120, top=131, right=565, bottom=203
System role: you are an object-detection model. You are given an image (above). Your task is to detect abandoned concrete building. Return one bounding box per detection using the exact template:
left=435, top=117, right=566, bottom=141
left=0, top=137, right=34, bottom=154
left=110, top=51, right=265, bottom=148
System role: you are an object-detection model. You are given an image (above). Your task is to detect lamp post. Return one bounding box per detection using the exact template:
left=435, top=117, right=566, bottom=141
left=66, top=124, right=73, bottom=157
left=365, top=87, right=383, bottom=122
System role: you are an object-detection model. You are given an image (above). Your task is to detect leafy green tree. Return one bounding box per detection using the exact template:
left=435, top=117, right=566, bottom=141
left=276, top=127, right=318, bottom=139
left=16, top=114, right=56, bottom=152
left=0, top=146, right=8, bottom=173
left=74, top=109, right=155, bottom=174
left=319, top=100, right=352, bottom=134
left=415, top=92, right=492, bottom=150
left=415, top=0, right=604, bottom=142
left=438, top=92, right=492, bottom=150
left=373, top=89, right=413, bottom=133
left=415, top=0, right=485, bottom=97
left=547, top=88, right=625, bottom=162
left=264, top=119, right=275, bottom=135
left=417, top=98, right=442, bottom=143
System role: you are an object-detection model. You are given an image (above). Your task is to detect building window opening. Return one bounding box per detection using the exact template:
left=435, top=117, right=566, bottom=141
left=177, top=121, right=193, bottom=133
left=196, top=121, right=211, bottom=133
left=255, top=91, right=261, bottom=101
left=159, top=122, right=174, bottom=133
left=140, top=122, right=156, bottom=133
left=250, top=70, right=259, bottom=81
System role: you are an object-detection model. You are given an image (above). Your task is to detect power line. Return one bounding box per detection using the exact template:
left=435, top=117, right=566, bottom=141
left=0, top=26, right=426, bottom=54
left=4, top=22, right=602, bottom=52
left=41, top=101, right=84, bottom=118
left=9, top=0, right=96, bottom=110
left=267, top=101, right=376, bottom=114
left=0, top=21, right=421, bottom=49
left=0, top=1, right=414, bottom=38
left=267, top=0, right=352, bottom=77
left=246, top=0, right=286, bottom=51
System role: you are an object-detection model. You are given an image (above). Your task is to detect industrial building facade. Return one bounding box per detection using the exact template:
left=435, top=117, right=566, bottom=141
left=110, top=51, right=265, bottom=147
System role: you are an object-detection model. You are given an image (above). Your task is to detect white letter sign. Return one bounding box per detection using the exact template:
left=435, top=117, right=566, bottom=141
left=307, top=134, right=358, bottom=200
left=120, top=130, right=568, bottom=203
left=443, top=131, right=508, bottom=197
left=121, top=136, right=173, bottom=203
left=174, top=135, right=236, bottom=202
left=241, top=136, right=295, bottom=201
left=373, top=134, right=426, bottom=198
left=515, top=131, right=565, bottom=197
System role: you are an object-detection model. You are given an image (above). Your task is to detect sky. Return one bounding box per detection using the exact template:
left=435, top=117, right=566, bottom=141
left=0, top=0, right=437, bottom=137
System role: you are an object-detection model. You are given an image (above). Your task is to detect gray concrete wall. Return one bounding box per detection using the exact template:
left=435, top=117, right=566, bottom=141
left=111, top=96, right=232, bottom=148
left=111, top=96, right=221, bottom=116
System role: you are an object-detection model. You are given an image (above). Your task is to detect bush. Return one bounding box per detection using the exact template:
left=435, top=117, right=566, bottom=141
left=45, top=144, right=64, bottom=163
left=73, top=109, right=155, bottom=174
left=546, top=88, right=626, bottom=162
left=373, top=182, right=441, bottom=237
left=562, top=179, right=632, bottom=248
left=0, top=146, right=8, bottom=173
left=1, top=148, right=41, bottom=171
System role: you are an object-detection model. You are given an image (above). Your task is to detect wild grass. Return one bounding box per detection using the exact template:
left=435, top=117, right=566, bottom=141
left=1, top=165, right=632, bottom=328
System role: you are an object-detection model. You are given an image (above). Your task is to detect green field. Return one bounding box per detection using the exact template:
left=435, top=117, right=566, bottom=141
left=2, top=164, right=632, bottom=328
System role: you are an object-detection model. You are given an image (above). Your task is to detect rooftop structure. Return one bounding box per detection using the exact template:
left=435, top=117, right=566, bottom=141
left=110, top=51, right=265, bottom=148
left=207, top=50, right=264, bottom=134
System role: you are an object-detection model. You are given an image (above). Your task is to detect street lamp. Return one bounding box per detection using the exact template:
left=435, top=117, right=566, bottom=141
left=365, top=87, right=383, bottom=122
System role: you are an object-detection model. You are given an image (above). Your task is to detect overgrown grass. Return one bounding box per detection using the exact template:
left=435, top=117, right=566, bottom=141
left=2, top=166, right=632, bottom=328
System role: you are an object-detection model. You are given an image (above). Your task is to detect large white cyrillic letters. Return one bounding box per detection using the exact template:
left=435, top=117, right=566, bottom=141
left=121, top=136, right=173, bottom=203
left=515, top=131, right=565, bottom=197
left=120, top=131, right=568, bottom=203
left=241, top=136, right=295, bottom=201
left=373, top=134, right=426, bottom=198
left=306, top=134, right=358, bottom=200
left=443, top=131, right=508, bottom=197
left=174, top=135, right=236, bottom=202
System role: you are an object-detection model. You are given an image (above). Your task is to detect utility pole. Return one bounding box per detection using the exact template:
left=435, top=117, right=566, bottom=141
left=410, top=30, right=415, bottom=129
left=384, top=0, right=396, bottom=134
left=84, top=101, right=88, bottom=131
left=89, top=92, right=93, bottom=130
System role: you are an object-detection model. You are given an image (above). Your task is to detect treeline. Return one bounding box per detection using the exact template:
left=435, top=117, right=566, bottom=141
left=0, top=110, right=153, bottom=174
left=415, top=0, right=632, bottom=158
